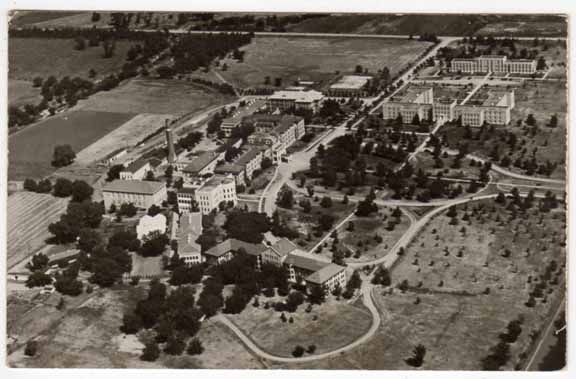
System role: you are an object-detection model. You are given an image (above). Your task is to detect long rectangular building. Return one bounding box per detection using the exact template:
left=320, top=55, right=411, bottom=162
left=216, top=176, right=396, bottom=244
left=450, top=55, right=536, bottom=74
left=102, top=180, right=167, bottom=210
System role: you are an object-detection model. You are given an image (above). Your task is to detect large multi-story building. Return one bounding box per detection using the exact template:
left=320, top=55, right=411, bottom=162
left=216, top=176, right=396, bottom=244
left=327, top=75, right=372, bottom=97
left=194, top=175, right=237, bottom=214
left=383, top=84, right=515, bottom=127
left=176, top=185, right=197, bottom=213
left=382, top=86, right=434, bottom=123
left=267, top=88, right=324, bottom=112
left=450, top=55, right=537, bottom=74
left=177, top=212, right=203, bottom=266
left=102, top=180, right=167, bottom=210
left=214, top=146, right=268, bottom=186
left=120, top=159, right=151, bottom=180
left=181, top=151, right=224, bottom=179
left=244, top=114, right=305, bottom=163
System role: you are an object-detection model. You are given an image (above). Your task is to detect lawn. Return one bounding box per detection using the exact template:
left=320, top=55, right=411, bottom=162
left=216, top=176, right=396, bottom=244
left=334, top=207, right=411, bottom=263
left=9, top=37, right=136, bottom=81
left=76, top=78, right=234, bottom=116
left=8, top=79, right=42, bottom=107
left=9, top=10, right=83, bottom=27
left=442, top=80, right=567, bottom=179
left=227, top=296, right=372, bottom=357
left=218, top=36, right=432, bottom=89
left=9, top=110, right=135, bottom=180
left=276, top=198, right=566, bottom=370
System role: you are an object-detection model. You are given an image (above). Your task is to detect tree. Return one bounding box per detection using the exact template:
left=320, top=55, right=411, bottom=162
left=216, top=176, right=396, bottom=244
left=537, top=56, right=547, bottom=70
left=78, top=228, right=103, bottom=253
left=526, top=114, right=536, bottom=126
left=26, top=271, right=53, bottom=288
left=292, top=345, right=305, bottom=357
left=405, top=344, right=426, bottom=367
left=26, top=253, right=49, bottom=272
left=412, top=113, right=420, bottom=125
left=187, top=338, right=204, bottom=355
left=74, top=37, right=86, bottom=50
left=164, top=334, right=186, bottom=355
left=308, top=284, right=326, bottom=305
left=71, top=180, right=94, bottom=202
left=145, top=170, right=156, bottom=181
left=24, top=178, right=38, bottom=192
left=372, top=266, right=391, bottom=286
left=140, top=341, right=160, bottom=361
left=139, top=233, right=169, bottom=257
left=106, top=164, right=124, bottom=181
left=318, top=214, right=335, bottom=231
left=32, top=76, right=43, bottom=87
left=121, top=313, right=143, bottom=334
left=148, top=205, right=162, bottom=217
left=37, top=179, right=53, bottom=193
left=548, top=114, right=558, bottom=128
left=299, top=199, right=312, bottom=213
left=118, top=203, right=138, bottom=217
left=52, top=145, right=76, bottom=167
left=320, top=196, right=333, bottom=208
left=277, top=189, right=294, bottom=209
left=24, top=340, right=38, bottom=357
left=91, top=12, right=101, bottom=22
left=53, top=178, right=73, bottom=197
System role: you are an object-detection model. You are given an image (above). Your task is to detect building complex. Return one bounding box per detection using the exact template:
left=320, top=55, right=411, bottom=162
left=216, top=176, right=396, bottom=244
left=450, top=55, right=537, bottom=74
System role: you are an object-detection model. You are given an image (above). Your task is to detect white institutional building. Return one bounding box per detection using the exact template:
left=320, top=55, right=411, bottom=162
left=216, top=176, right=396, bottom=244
left=195, top=175, right=237, bottom=214
left=102, top=180, right=167, bottom=210
left=450, top=55, right=537, bottom=74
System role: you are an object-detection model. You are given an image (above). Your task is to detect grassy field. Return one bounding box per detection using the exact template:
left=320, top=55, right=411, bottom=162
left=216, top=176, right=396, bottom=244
left=276, top=189, right=357, bottom=252
left=219, top=36, right=432, bottom=89
left=76, top=79, right=234, bottom=116
left=9, top=11, right=83, bottom=27
left=8, top=79, right=42, bottom=107
left=9, top=37, right=135, bottom=81
left=334, top=208, right=411, bottom=263
left=7, top=192, right=69, bottom=269
left=227, top=296, right=372, bottom=357
left=278, top=198, right=566, bottom=370
left=9, top=110, right=135, bottom=180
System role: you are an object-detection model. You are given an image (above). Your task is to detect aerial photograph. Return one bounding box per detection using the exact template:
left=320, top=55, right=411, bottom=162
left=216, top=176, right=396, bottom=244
left=5, top=10, right=567, bottom=371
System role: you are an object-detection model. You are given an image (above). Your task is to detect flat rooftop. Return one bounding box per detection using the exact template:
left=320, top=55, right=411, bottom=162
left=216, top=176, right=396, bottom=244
left=182, top=151, right=220, bottom=174
left=330, top=75, right=372, bottom=90
left=389, top=85, right=432, bottom=103
left=466, top=86, right=511, bottom=107
left=197, top=175, right=235, bottom=191
left=268, top=89, right=323, bottom=103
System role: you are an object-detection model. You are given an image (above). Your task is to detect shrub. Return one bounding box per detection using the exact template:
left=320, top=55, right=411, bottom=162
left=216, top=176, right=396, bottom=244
left=24, top=340, right=38, bottom=357
left=292, top=345, right=305, bottom=357
left=187, top=338, right=204, bottom=356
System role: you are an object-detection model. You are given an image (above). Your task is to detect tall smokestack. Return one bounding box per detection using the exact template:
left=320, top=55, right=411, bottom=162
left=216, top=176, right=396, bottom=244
left=166, top=127, right=176, bottom=164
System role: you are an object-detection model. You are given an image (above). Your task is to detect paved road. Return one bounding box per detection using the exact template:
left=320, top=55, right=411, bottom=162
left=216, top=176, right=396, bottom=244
left=525, top=293, right=566, bottom=370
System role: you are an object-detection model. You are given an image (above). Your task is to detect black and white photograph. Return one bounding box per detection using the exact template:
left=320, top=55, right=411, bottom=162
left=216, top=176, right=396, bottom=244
left=2, top=2, right=572, bottom=375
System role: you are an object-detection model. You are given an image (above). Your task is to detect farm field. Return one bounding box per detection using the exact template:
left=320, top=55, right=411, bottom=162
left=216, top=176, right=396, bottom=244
left=76, top=79, right=234, bottom=116
left=8, top=79, right=42, bottom=107
left=218, top=36, right=432, bottom=89
left=6, top=191, right=69, bottom=269
left=227, top=296, right=372, bottom=357
left=9, top=10, right=84, bottom=27
left=9, top=110, right=135, bottom=180
left=74, top=113, right=173, bottom=166
left=9, top=37, right=136, bottom=81
left=279, top=198, right=566, bottom=370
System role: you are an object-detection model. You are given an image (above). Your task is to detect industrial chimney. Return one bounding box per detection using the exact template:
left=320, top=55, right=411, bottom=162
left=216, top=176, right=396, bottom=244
left=165, top=127, right=176, bottom=164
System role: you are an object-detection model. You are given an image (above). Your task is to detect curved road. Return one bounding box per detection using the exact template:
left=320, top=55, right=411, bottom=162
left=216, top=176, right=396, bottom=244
left=214, top=281, right=380, bottom=363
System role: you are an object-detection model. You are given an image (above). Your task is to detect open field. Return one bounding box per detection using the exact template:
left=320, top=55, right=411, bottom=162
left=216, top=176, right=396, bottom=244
left=227, top=296, right=372, bottom=357
left=74, top=113, right=173, bottom=166
left=9, top=37, right=135, bottom=81
left=9, top=11, right=84, bottom=27
left=76, top=79, right=234, bottom=116
left=9, top=110, right=135, bottom=180
left=7, top=192, right=69, bottom=269
left=279, top=199, right=566, bottom=370
left=219, top=36, right=432, bottom=89
left=8, top=286, right=265, bottom=369
left=334, top=208, right=411, bottom=263
left=276, top=189, right=357, bottom=251
left=476, top=21, right=567, bottom=37
left=8, top=79, right=42, bottom=107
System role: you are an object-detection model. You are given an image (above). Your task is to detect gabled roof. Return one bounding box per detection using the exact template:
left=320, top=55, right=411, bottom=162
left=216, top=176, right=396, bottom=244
left=124, top=159, right=149, bottom=173
left=305, top=263, right=346, bottom=284
left=183, top=152, right=220, bottom=174
left=268, top=238, right=299, bottom=258
left=204, top=238, right=267, bottom=258
left=178, top=212, right=203, bottom=257
left=284, top=252, right=329, bottom=273
left=102, top=180, right=166, bottom=195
